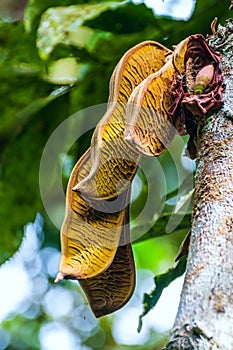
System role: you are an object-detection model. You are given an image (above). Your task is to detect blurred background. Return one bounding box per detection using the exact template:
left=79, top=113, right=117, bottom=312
left=0, top=0, right=230, bottom=349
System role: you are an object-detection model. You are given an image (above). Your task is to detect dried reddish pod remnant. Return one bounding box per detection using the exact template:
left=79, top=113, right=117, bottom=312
left=167, top=34, right=224, bottom=158
left=182, top=34, right=224, bottom=116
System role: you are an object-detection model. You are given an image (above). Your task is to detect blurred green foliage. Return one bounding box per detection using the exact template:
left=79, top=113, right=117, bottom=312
left=0, top=0, right=231, bottom=348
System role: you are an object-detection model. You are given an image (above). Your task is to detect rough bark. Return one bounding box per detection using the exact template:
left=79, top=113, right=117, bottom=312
left=163, top=19, right=233, bottom=350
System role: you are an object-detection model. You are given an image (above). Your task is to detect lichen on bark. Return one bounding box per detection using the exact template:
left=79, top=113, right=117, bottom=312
left=163, top=18, right=233, bottom=350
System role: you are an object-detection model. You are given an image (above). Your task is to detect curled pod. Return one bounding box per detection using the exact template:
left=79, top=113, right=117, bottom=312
left=194, top=64, right=214, bottom=94
left=56, top=41, right=171, bottom=319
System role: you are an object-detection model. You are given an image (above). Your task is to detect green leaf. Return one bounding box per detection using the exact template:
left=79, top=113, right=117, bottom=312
left=36, top=2, right=126, bottom=60
left=24, top=0, right=80, bottom=33
left=24, top=0, right=126, bottom=33
left=138, top=256, right=187, bottom=333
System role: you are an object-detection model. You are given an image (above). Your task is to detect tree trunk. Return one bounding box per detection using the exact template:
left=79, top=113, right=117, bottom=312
left=163, top=19, right=233, bottom=350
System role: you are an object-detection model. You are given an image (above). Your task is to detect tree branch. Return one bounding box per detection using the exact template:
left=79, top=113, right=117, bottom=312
left=164, top=19, right=233, bottom=350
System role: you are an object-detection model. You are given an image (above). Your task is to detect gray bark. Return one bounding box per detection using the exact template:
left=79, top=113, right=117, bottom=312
left=164, top=20, right=233, bottom=350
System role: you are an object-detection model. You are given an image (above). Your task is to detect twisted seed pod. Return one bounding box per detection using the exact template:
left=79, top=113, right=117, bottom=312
left=194, top=64, right=214, bottom=94
left=56, top=41, right=171, bottom=318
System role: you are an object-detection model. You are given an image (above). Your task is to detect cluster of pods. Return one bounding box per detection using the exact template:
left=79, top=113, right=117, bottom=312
left=55, top=34, right=224, bottom=317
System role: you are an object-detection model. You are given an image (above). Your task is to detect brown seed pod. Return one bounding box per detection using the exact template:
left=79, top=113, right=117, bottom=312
left=56, top=41, right=171, bottom=318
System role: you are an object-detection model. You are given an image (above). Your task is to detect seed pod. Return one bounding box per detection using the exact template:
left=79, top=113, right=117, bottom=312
left=56, top=40, right=171, bottom=319
left=194, top=64, right=214, bottom=94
